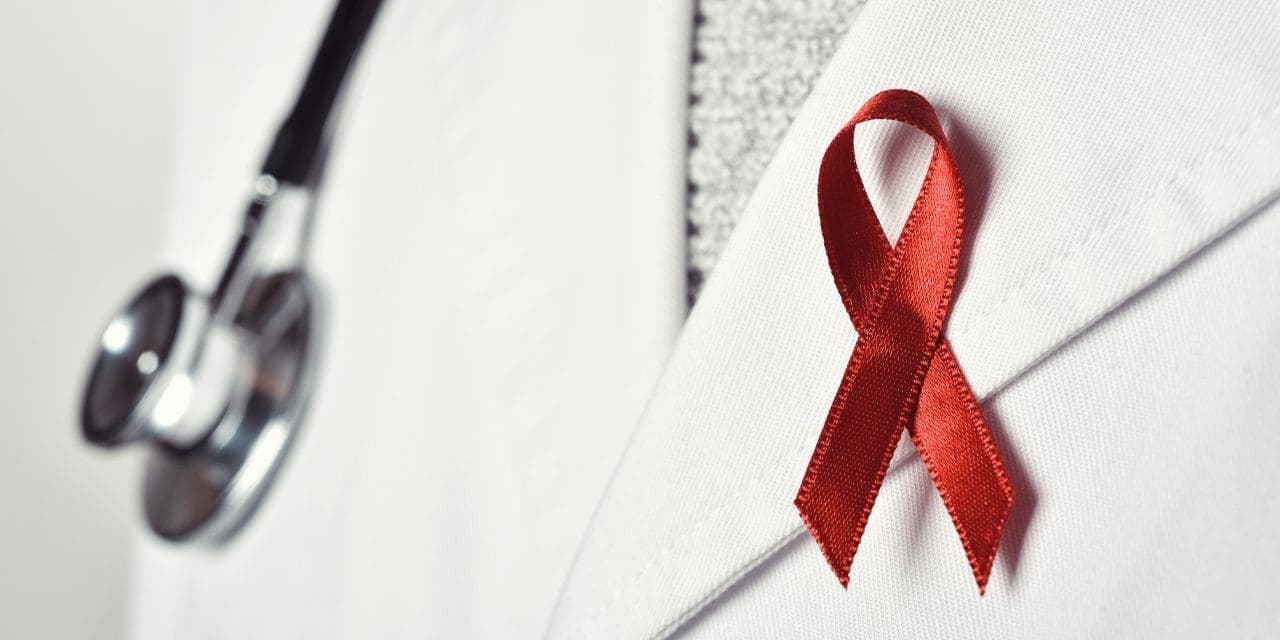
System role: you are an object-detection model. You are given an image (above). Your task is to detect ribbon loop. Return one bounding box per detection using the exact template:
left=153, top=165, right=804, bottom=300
left=795, top=90, right=1014, bottom=593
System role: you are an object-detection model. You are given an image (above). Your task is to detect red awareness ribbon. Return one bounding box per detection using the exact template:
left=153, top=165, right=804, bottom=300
left=794, top=90, right=1014, bottom=593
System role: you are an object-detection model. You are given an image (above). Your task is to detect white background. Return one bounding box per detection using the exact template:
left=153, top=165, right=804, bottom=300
left=0, top=1, right=178, bottom=638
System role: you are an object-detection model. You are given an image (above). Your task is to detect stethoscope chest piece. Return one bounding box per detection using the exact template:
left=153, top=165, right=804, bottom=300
left=82, top=269, right=321, bottom=543
left=78, top=0, right=381, bottom=545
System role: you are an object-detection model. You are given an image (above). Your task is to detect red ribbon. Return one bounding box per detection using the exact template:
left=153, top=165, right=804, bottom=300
left=795, top=90, right=1014, bottom=593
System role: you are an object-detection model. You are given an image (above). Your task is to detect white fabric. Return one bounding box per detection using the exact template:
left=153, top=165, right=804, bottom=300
left=128, top=0, right=1280, bottom=638
left=548, top=0, right=1280, bottom=637
left=126, top=1, right=689, bottom=638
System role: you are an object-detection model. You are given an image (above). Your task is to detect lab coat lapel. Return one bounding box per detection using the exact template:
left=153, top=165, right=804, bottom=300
left=548, top=0, right=1280, bottom=637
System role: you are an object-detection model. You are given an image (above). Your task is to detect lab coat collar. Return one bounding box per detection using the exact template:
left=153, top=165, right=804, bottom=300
left=548, top=1, right=1280, bottom=637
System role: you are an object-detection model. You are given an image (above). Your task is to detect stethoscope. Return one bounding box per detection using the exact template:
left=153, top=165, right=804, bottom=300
left=79, top=0, right=383, bottom=543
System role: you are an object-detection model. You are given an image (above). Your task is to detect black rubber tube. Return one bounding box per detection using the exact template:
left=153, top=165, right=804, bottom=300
left=260, top=0, right=383, bottom=185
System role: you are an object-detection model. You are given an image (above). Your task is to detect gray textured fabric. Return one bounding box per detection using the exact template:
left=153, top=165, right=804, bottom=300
left=686, top=0, right=868, bottom=304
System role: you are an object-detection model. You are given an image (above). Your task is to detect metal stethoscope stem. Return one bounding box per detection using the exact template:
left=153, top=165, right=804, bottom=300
left=79, top=0, right=382, bottom=543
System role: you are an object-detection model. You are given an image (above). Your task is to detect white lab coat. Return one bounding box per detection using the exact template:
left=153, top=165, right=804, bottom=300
left=130, top=0, right=1280, bottom=638
left=129, top=0, right=688, bottom=636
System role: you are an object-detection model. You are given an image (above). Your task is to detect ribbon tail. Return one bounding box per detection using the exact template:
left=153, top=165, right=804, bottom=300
left=795, top=433, right=903, bottom=588
left=795, top=345, right=913, bottom=588
left=912, top=343, right=1015, bottom=594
